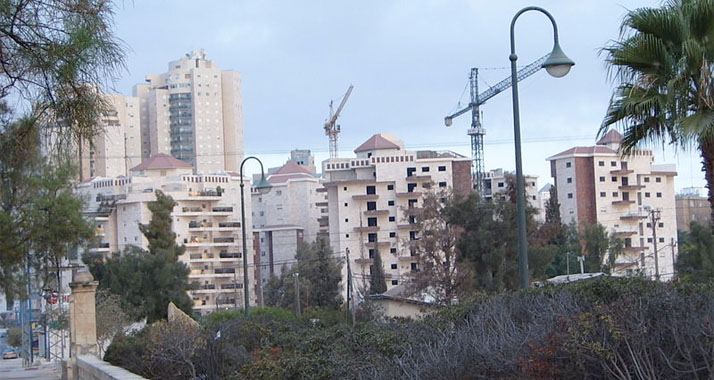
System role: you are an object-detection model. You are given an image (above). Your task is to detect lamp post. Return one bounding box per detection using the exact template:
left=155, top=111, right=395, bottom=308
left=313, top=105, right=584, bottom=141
left=510, top=6, right=574, bottom=289
left=239, top=156, right=271, bottom=315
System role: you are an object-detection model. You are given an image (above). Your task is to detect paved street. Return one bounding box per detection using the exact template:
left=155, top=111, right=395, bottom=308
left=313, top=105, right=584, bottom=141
left=0, top=358, right=60, bottom=380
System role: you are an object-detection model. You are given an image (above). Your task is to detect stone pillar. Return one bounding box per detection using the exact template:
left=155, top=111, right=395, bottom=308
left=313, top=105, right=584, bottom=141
left=65, top=270, right=99, bottom=380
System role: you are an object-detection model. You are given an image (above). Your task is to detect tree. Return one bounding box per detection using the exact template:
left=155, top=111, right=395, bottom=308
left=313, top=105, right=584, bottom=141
left=677, top=222, right=714, bottom=281
left=86, top=190, right=193, bottom=322
left=406, top=190, right=473, bottom=305
left=449, top=175, right=556, bottom=292
left=369, top=247, right=387, bottom=295
left=264, top=238, right=342, bottom=310
left=96, top=290, right=130, bottom=357
left=601, top=0, right=714, bottom=225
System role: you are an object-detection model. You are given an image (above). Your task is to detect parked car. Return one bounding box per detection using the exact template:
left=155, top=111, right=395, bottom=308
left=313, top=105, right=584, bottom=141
left=2, top=348, right=18, bottom=359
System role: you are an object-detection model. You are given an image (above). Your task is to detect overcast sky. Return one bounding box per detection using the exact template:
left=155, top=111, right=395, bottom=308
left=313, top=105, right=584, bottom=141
left=111, top=0, right=704, bottom=192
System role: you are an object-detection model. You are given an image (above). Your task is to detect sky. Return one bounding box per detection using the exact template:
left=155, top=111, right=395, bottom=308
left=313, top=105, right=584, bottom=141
left=111, top=0, right=704, bottom=192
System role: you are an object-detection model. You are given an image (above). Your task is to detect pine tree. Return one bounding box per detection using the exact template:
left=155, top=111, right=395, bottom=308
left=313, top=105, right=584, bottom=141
left=369, top=247, right=387, bottom=295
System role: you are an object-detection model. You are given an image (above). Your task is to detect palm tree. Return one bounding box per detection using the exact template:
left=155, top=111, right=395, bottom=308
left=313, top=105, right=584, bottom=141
left=601, top=0, right=714, bottom=226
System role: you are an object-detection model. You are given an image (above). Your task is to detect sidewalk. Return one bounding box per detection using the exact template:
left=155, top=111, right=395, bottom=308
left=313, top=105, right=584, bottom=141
left=0, top=358, right=61, bottom=380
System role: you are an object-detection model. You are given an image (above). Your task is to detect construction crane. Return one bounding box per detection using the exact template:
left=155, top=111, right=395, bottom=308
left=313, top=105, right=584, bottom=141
left=445, top=54, right=548, bottom=195
left=324, top=84, right=354, bottom=158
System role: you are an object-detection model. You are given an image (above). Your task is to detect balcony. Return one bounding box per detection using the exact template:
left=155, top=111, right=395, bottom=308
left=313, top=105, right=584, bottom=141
left=398, top=223, right=419, bottom=230
left=189, top=253, right=215, bottom=261
left=610, top=169, right=634, bottom=175
left=365, top=241, right=391, bottom=249
left=88, top=242, right=110, bottom=253
left=95, top=227, right=105, bottom=236
left=218, top=222, right=241, bottom=229
left=612, top=199, right=636, bottom=206
left=212, top=207, right=233, bottom=213
left=612, top=230, right=638, bottom=237
left=353, top=226, right=379, bottom=232
left=316, top=201, right=328, bottom=207
left=624, top=246, right=647, bottom=253
left=396, top=191, right=422, bottom=198
left=177, top=206, right=205, bottom=216
left=189, top=221, right=213, bottom=229
left=354, top=258, right=373, bottom=265
left=214, top=237, right=235, bottom=243
left=619, top=184, right=645, bottom=190
left=398, top=255, right=419, bottom=262
left=352, top=194, right=379, bottom=201
left=621, top=212, right=648, bottom=220
left=219, top=251, right=241, bottom=259
left=364, top=209, right=389, bottom=216
left=405, top=175, right=431, bottom=181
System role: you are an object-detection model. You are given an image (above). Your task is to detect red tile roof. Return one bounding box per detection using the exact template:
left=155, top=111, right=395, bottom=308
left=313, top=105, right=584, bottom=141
left=354, top=134, right=400, bottom=153
left=547, top=146, right=617, bottom=160
left=267, top=161, right=314, bottom=184
left=597, top=129, right=623, bottom=145
left=130, top=153, right=192, bottom=171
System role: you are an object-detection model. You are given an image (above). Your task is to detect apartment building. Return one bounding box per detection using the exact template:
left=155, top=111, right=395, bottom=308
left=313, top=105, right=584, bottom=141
left=323, top=133, right=472, bottom=297
left=77, top=153, right=255, bottom=315
left=676, top=187, right=711, bottom=232
left=251, top=156, right=326, bottom=303
left=134, top=50, right=244, bottom=174
left=547, top=130, right=678, bottom=279
left=483, top=168, right=542, bottom=221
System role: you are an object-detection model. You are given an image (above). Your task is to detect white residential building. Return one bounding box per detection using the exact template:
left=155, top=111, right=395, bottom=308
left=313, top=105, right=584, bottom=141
left=323, top=133, right=472, bottom=298
left=483, top=168, right=542, bottom=221
left=133, top=50, right=244, bottom=174
left=251, top=157, right=326, bottom=305
left=547, top=130, right=678, bottom=279
left=77, top=153, right=256, bottom=315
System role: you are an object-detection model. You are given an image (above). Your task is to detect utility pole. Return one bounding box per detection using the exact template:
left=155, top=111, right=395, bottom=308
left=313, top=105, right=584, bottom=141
left=566, top=252, right=570, bottom=275
left=577, top=255, right=585, bottom=274
left=293, top=272, right=301, bottom=316
left=345, top=248, right=354, bottom=325
left=648, top=208, right=661, bottom=281
left=671, top=238, right=677, bottom=280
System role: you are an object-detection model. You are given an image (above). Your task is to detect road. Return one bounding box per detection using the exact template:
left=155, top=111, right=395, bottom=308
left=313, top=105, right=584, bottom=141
left=0, top=333, right=60, bottom=380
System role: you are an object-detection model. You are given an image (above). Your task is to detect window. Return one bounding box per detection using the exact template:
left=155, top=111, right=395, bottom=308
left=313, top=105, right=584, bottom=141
left=368, top=249, right=375, bottom=258
left=421, top=166, right=430, bottom=172
left=389, top=232, right=396, bottom=238
left=406, top=167, right=416, bottom=176
left=368, top=233, right=377, bottom=242
left=387, top=184, right=394, bottom=190
left=388, top=200, right=395, bottom=206
left=567, top=177, right=572, bottom=183
left=659, top=237, right=665, bottom=243
left=438, top=166, right=446, bottom=172
left=566, top=162, right=571, bottom=168
left=645, top=192, right=650, bottom=197
left=367, top=217, right=377, bottom=227
left=391, top=280, right=399, bottom=285
left=497, top=182, right=504, bottom=188
left=612, top=192, right=618, bottom=197
left=658, top=222, right=663, bottom=228
left=391, top=264, right=397, bottom=269
left=390, top=248, right=396, bottom=254
left=275, top=190, right=282, bottom=196
left=345, top=218, right=349, bottom=222
left=343, top=187, right=347, bottom=191
left=611, top=161, right=617, bottom=166
left=600, top=192, right=606, bottom=197
left=647, top=237, right=653, bottom=243
left=599, top=176, right=606, bottom=182
left=345, top=234, right=349, bottom=238
left=598, top=161, right=605, bottom=166
left=656, top=177, right=662, bottom=183
left=644, top=177, right=650, bottom=183
left=366, top=185, right=376, bottom=194
left=567, top=193, right=573, bottom=199
left=409, top=231, right=418, bottom=240
left=612, top=176, right=618, bottom=182
left=656, top=192, right=662, bottom=198
left=389, top=216, right=395, bottom=222
left=408, top=183, right=417, bottom=192
left=367, top=201, right=377, bottom=211
left=439, top=181, right=447, bottom=187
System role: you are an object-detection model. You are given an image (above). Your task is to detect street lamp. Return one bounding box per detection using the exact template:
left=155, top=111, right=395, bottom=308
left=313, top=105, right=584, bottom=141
left=509, top=6, right=574, bottom=289
left=239, top=156, right=271, bottom=315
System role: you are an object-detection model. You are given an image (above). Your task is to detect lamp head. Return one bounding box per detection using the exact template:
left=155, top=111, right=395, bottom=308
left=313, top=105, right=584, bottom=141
left=542, top=42, right=574, bottom=78
left=253, top=174, right=272, bottom=195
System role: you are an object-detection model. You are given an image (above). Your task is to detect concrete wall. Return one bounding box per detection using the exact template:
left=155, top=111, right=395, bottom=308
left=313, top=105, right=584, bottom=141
left=76, top=355, right=147, bottom=380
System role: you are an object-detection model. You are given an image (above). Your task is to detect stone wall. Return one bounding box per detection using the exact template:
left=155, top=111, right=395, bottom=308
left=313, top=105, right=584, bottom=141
left=76, top=355, right=147, bottom=380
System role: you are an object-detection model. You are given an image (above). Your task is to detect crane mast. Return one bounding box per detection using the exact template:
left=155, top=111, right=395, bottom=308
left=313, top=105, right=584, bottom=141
left=324, top=84, right=354, bottom=158
left=445, top=54, right=548, bottom=195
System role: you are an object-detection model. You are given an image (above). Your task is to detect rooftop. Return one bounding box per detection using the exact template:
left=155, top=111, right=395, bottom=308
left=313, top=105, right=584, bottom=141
left=130, top=153, right=192, bottom=171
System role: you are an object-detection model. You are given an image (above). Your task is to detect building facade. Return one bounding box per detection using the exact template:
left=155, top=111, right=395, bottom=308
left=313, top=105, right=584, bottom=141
left=323, top=134, right=472, bottom=297
left=77, top=153, right=255, bottom=315
left=676, top=187, right=711, bottom=232
left=483, top=168, right=542, bottom=220
left=251, top=157, right=326, bottom=303
left=133, top=50, right=244, bottom=174
left=547, top=130, right=678, bottom=279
